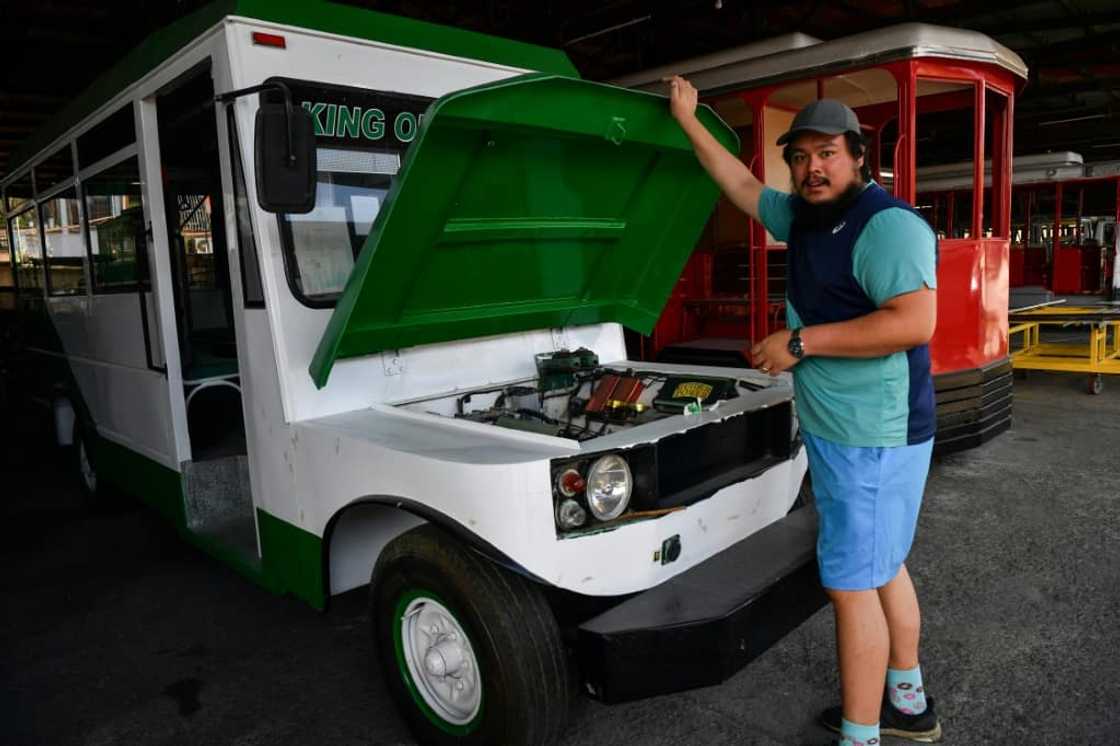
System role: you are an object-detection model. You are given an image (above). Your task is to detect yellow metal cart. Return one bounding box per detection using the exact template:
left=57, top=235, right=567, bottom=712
left=1008, top=305, right=1120, bottom=395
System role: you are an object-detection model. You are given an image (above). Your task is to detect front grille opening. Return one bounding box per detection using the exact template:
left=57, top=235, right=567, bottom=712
left=636, top=400, right=793, bottom=511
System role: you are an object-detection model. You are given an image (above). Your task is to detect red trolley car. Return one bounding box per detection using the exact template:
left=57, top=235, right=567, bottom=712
left=618, top=23, right=1028, bottom=453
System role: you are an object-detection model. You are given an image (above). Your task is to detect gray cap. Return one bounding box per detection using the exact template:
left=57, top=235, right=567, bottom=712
left=776, top=99, right=862, bottom=145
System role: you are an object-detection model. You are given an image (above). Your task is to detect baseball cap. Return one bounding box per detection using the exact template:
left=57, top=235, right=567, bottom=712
left=776, top=99, right=862, bottom=145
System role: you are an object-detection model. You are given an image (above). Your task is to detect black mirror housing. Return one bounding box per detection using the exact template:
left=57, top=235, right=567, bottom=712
left=254, top=102, right=317, bottom=213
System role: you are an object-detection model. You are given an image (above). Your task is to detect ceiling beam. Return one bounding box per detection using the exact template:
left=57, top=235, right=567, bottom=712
left=982, top=10, right=1120, bottom=36
left=1020, top=77, right=1120, bottom=101
left=1015, top=30, right=1120, bottom=63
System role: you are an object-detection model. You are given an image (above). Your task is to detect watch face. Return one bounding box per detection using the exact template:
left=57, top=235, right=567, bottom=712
left=789, top=337, right=804, bottom=359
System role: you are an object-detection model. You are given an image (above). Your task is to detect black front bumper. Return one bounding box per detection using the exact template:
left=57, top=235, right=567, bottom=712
left=933, top=357, right=1014, bottom=455
left=575, top=507, right=825, bottom=704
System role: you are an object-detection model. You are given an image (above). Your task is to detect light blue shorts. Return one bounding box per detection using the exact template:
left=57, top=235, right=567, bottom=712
left=803, top=431, right=934, bottom=591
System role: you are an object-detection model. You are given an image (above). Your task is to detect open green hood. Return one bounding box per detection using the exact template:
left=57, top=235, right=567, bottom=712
left=309, top=74, right=737, bottom=388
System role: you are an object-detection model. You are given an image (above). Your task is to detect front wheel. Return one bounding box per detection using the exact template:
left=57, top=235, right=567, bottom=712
left=1089, top=374, right=1104, bottom=396
left=371, top=525, right=571, bottom=746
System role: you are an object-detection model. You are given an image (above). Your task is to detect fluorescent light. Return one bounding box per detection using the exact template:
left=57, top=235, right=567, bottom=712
left=317, top=148, right=399, bottom=175
left=1038, top=113, right=1107, bottom=126
left=565, top=15, right=651, bottom=46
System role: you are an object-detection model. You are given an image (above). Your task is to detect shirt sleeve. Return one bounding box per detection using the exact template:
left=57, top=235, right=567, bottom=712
left=758, top=187, right=795, bottom=243
left=852, top=207, right=938, bottom=307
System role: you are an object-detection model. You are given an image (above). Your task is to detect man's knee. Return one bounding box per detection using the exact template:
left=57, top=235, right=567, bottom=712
left=826, top=587, right=881, bottom=608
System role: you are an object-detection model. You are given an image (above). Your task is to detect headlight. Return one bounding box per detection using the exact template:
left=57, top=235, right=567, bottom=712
left=586, top=454, right=632, bottom=521
left=556, top=499, right=587, bottom=529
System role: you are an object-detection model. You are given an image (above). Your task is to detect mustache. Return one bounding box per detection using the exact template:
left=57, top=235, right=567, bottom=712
left=792, top=181, right=865, bottom=229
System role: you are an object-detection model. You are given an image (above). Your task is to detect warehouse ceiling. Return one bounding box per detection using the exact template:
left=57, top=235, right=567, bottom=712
left=2, top=0, right=1119, bottom=181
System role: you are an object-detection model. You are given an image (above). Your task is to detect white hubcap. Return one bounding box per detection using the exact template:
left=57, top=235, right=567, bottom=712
left=400, top=596, right=481, bottom=725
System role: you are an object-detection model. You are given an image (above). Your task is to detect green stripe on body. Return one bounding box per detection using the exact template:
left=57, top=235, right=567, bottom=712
left=92, top=436, right=326, bottom=610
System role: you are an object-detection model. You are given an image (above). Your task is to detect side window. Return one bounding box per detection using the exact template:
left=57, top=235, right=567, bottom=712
left=83, top=157, right=148, bottom=292
left=10, top=206, right=43, bottom=292
left=41, top=187, right=86, bottom=295
left=915, top=79, right=977, bottom=239
left=226, top=108, right=265, bottom=307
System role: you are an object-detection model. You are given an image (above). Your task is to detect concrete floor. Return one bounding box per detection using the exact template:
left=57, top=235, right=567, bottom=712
left=3, top=370, right=1118, bottom=745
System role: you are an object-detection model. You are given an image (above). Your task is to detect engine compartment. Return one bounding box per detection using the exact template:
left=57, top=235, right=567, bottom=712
left=396, top=347, right=766, bottom=440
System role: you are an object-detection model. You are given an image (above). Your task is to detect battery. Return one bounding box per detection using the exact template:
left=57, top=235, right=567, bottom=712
left=653, top=377, right=737, bottom=413
left=586, top=374, right=644, bottom=414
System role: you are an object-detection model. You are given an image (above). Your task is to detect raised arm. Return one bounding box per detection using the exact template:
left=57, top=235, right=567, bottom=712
left=667, top=75, right=765, bottom=221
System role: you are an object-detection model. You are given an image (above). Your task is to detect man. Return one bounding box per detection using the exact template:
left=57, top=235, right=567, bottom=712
left=667, top=76, right=943, bottom=746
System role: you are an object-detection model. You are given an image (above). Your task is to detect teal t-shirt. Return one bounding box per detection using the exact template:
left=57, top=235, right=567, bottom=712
left=758, top=185, right=938, bottom=447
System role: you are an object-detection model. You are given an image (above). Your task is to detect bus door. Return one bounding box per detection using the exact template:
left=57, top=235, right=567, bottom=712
left=154, top=63, right=256, bottom=561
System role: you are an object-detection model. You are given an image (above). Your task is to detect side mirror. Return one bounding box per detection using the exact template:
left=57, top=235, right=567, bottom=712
left=254, top=102, right=317, bottom=214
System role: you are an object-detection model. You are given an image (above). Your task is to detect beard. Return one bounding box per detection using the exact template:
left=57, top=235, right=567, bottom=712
left=792, top=179, right=866, bottom=231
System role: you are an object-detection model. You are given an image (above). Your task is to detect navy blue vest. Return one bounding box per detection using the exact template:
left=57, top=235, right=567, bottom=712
left=786, top=184, right=937, bottom=445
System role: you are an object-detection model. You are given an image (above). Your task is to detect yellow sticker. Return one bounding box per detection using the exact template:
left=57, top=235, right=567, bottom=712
left=673, top=382, right=713, bottom=400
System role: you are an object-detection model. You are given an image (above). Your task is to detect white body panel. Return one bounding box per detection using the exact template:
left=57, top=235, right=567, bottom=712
left=292, top=376, right=804, bottom=596
left=42, top=292, right=178, bottom=467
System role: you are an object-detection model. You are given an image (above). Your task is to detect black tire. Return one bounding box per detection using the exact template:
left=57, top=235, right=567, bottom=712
left=788, top=470, right=815, bottom=514
left=72, top=422, right=99, bottom=501
left=370, top=524, right=571, bottom=746
left=1089, top=374, right=1104, bottom=396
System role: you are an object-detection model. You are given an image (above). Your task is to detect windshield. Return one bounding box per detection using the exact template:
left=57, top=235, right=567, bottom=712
left=285, top=147, right=399, bottom=298
left=274, top=79, right=433, bottom=306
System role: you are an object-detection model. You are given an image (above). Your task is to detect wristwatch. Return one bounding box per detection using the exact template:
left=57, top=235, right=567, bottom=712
left=788, top=328, right=805, bottom=360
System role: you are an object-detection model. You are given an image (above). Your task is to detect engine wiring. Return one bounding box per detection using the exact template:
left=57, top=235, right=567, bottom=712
left=451, top=359, right=755, bottom=440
